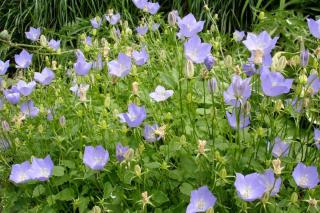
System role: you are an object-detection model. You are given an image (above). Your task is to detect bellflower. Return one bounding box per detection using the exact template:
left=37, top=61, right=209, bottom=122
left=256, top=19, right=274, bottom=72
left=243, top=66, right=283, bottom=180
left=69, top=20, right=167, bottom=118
left=132, top=0, right=147, bottom=9
left=74, top=51, right=92, bottom=76
left=234, top=173, right=265, bottom=202
left=85, top=36, right=92, bottom=46
left=314, top=128, right=320, bottom=149
left=9, top=161, right=31, bottom=184
left=226, top=110, right=250, bottom=129
left=149, top=85, right=174, bottom=102
left=307, top=74, right=320, bottom=95
left=186, top=186, right=216, bottom=213
left=292, top=162, right=319, bottom=189
left=15, top=49, right=32, bottom=69
left=28, top=155, right=54, bottom=181
left=25, top=27, right=41, bottom=42
left=118, top=103, right=146, bottom=127
left=16, top=80, right=36, bottom=96
left=204, top=54, right=215, bottom=70
left=233, top=30, right=245, bottom=42
left=116, top=143, right=129, bottom=162
left=178, top=13, right=204, bottom=38
left=4, top=87, right=20, bottom=104
left=20, top=100, right=39, bottom=117
left=83, top=145, right=109, bottom=170
left=136, top=25, right=148, bottom=36
left=242, top=62, right=257, bottom=77
left=48, top=39, right=60, bottom=51
left=146, top=2, right=160, bottom=15
left=307, top=18, right=320, bottom=39
left=184, top=35, right=212, bottom=64
left=132, top=47, right=149, bottom=66
left=47, top=109, right=53, bottom=121
left=272, top=137, right=290, bottom=158
left=105, top=13, right=121, bottom=25
left=90, top=17, right=102, bottom=29
left=144, top=124, right=161, bottom=142
left=108, top=53, right=131, bottom=78
left=0, top=59, right=9, bottom=75
left=260, top=69, right=293, bottom=97
left=300, top=50, right=309, bottom=67
left=34, top=67, right=55, bottom=85
left=259, top=169, right=281, bottom=196
left=224, top=75, right=251, bottom=107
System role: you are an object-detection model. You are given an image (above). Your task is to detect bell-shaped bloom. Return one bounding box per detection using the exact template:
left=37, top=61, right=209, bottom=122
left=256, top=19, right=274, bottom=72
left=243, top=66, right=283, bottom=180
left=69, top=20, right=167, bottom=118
left=224, top=75, right=251, bottom=107
left=146, top=2, right=160, bottom=15
left=28, top=155, right=54, bottom=181
left=74, top=51, right=92, bottom=76
left=4, top=87, right=20, bottom=104
left=307, top=74, right=320, bottom=95
left=132, top=47, right=149, bottom=66
left=149, top=85, right=174, bottom=102
left=132, top=0, right=148, bottom=9
left=186, top=186, right=216, bottom=213
left=118, top=103, right=146, bottom=127
left=20, top=100, right=39, bottom=117
left=234, top=172, right=265, bottom=202
left=233, top=30, right=245, bottom=42
left=83, top=145, right=109, bottom=170
left=85, top=36, right=92, bottom=46
left=259, top=169, right=281, bottom=196
left=307, top=18, right=320, bottom=39
left=272, top=137, right=290, bottom=158
left=15, top=49, right=32, bottom=69
left=105, top=13, right=121, bottom=25
left=108, top=53, right=131, bottom=78
left=208, top=78, right=217, bottom=93
left=25, top=27, right=41, bottom=42
left=9, top=161, right=31, bottom=184
left=34, top=67, right=55, bottom=85
left=226, top=110, right=250, bottom=129
left=292, top=162, right=319, bottom=189
left=90, top=17, right=102, bottom=29
left=116, top=143, right=129, bottom=162
left=184, top=35, right=212, bottom=64
left=0, top=60, right=9, bottom=75
left=152, top=23, right=160, bottom=31
left=314, top=128, right=320, bottom=149
left=144, top=124, right=161, bottom=142
left=243, top=31, right=278, bottom=66
left=136, top=25, right=148, bottom=36
left=16, top=80, right=36, bottom=96
left=260, top=69, right=293, bottom=97
left=204, top=54, right=215, bottom=70
left=300, top=50, right=309, bottom=67
left=48, top=39, right=60, bottom=51
left=178, top=13, right=204, bottom=38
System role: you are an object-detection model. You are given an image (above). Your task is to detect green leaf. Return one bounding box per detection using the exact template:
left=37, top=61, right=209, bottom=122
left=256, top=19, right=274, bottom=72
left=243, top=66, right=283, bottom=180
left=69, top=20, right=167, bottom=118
left=61, top=160, right=75, bottom=169
left=32, top=185, right=46, bottom=197
left=179, top=182, right=193, bottom=196
left=145, top=162, right=161, bottom=169
left=152, top=191, right=169, bottom=206
left=55, top=188, right=74, bottom=201
left=53, top=166, right=65, bottom=176
left=78, top=197, right=90, bottom=213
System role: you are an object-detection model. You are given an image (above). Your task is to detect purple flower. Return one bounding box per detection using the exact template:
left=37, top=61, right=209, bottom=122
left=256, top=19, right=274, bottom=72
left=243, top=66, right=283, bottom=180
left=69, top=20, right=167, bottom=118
left=105, top=13, right=121, bottom=25
left=152, top=23, right=160, bottom=31
left=90, top=17, right=102, bottom=29
left=16, top=80, right=36, bottom=96
left=208, top=78, right=217, bottom=93
left=314, top=128, right=320, bottom=149
left=15, top=49, right=32, bottom=69
left=204, top=54, right=215, bottom=70
left=272, top=137, right=290, bottom=158
left=20, top=100, right=39, bottom=117
left=9, top=161, right=31, bottom=184
left=85, top=36, right=92, bottom=46
left=146, top=2, right=160, bottom=15
left=132, top=0, right=147, bottom=9
left=242, top=62, right=257, bottom=77
left=59, top=115, right=66, bottom=127
left=48, top=39, right=60, bottom=51
left=25, top=27, right=41, bottom=42
left=184, top=35, right=212, bottom=64
left=300, top=50, right=309, bottom=67
left=178, top=13, right=204, bottom=38
left=260, top=69, right=293, bottom=97
left=149, top=85, right=174, bottom=102
left=223, top=75, right=251, bottom=107
left=226, top=110, right=250, bottom=129
left=0, top=60, right=9, bottom=75
left=4, top=87, right=20, bottom=104
left=132, top=47, right=149, bottom=66
left=234, top=172, right=265, bottom=202
left=47, top=109, right=53, bottom=121
left=259, top=169, right=281, bottom=196
left=28, top=155, right=54, bottom=181
left=136, top=25, right=148, bottom=36
left=186, top=186, right=216, bottom=213
left=34, top=67, right=55, bottom=85
left=233, top=30, right=245, bottom=42
left=108, top=53, right=131, bottom=78
left=118, top=103, right=146, bottom=127
left=143, top=124, right=160, bottom=142
left=92, top=54, right=104, bottom=70
left=116, top=143, right=129, bottom=162
left=83, top=145, right=109, bottom=170
left=307, top=18, right=320, bottom=39
left=74, top=51, right=92, bottom=76
left=292, top=162, right=319, bottom=189
left=307, top=74, right=320, bottom=95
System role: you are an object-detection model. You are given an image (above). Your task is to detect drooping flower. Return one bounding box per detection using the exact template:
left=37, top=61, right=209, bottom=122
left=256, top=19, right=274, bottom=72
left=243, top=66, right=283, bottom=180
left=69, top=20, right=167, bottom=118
left=116, top=143, right=129, bottom=162
left=83, top=145, right=109, bottom=170
left=178, top=13, right=204, bottom=38
left=20, top=100, right=39, bottom=117
left=4, top=87, right=20, bottom=104
left=208, top=77, right=217, bottom=93
left=15, top=49, right=32, bottom=69
left=132, top=47, right=149, bottom=66
left=25, top=27, right=41, bottom=42
left=234, top=172, right=265, bottom=202
left=184, top=35, right=212, bottom=64
left=272, top=137, right=290, bottom=158
left=16, top=80, right=36, bottom=96
left=314, top=128, right=320, bottom=149
left=105, top=13, right=121, bottom=25
left=136, top=25, right=148, bottom=36
left=28, top=155, right=54, bottom=181
left=307, top=74, right=320, bottom=95
left=132, top=0, right=148, bottom=9
left=48, top=39, right=61, bottom=51
left=186, top=186, right=216, bottom=213
left=34, top=67, right=55, bottom=85
left=0, top=59, right=9, bottom=75
left=233, top=30, right=245, bottom=42
left=260, top=69, right=293, bottom=97
left=145, top=2, right=160, bottom=15
left=204, top=54, right=215, bottom=70
left=118, top=103, right=146, bottom=127
left=90, top=17, right=102, bottom=29
left=259, top=169, right=281, bottom=196
left=226, top=110, right=250, bottom=129
left=108, top=53, right=131, bottom=77
left=149, top=85, right=174, bottom=102
left=223, top=75, right=251, bottom=107
left=70, top=83, right=89, bottom=102
left=73, top=50, right=92, bottom=76
left=292, top=162, right=319, bottom=189
left=152, top=23, right=160, bottom=31
left=307, top=18, right=320, bottom=39
left=9, top=161, right=31, bottom=184
left=143, top=124, right=161, bottom=142
left=300, top=50, right=309, bottom=67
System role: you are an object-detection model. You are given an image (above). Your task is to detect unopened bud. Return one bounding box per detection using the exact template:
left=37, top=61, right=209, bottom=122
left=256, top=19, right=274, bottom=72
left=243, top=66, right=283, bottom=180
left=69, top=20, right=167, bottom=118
left=168, top=11, right=177, bottom=26
left=40, top=35, right=47, bottom=47
left=124, top=148, right=134, bottom=161
left=258, top=12, right=265, bottom=20
left=132, top=82, right=139, bottom=95
left=224, top=55, right=233, bottom=68
left=92, top=206, right=101, bottom=213
left=2, top=120, right=10, bottom=131
left=274, top=100, right=284, bottom=112
left=135, top=165, right=142, bottom=177
left=59, top=116, right=66, bottom=127
left=185, top=60, right=194, bottom=79
left=300, top=50, right=309, bottom=67
left=315, top=47, right=320, bottom=58
left=272, top=158, right=283, bottom=175
left=233, top=65, right=241, bottom=75
left=298, top=74, right=308, bottom=84
left=197, top=140, right=207, bottom=155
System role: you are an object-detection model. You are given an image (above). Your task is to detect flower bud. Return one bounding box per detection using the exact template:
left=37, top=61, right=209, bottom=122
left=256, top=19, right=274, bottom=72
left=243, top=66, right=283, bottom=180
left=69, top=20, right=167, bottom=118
left=289, top=55, right=300, bottom=66
left=272, top=158, right=283, bottom=175
left=59, top=116, right=66, bottom=127
left=1, top=120, right=10, bottom=131
left=233, top=65, right=241, bottom=75
left=274, top=100, right=284, bottom=112
left=0, top=30, right=10, bottom=41
left=40, top=35, right=47, bottom=47
left=224, top=55, right=233, bottom=68
left=290, top=192, right=298, bottom=204
left=315, top=47, right=320, bottom=58
left=168, top=11, right=177, bottom=26
left=124, top=148, right=134, bottom=161
left=258, top=12, right=265, bottom=20
left=208, top=77, right=217, bottom=93
left=132, top=81, right=139, bottom=95
left=185, top=60, right=194, bottom=79
left=204, top=55, right=215, bottom=70
left=135, top=164, right=142, bottom=177
left=300, top=50, right=309, bottom=67
left=298, top=74, right=308, bottom=85
left=92, top=206, right=101, bottom=213
left=305, top=198, right=318, bottom=208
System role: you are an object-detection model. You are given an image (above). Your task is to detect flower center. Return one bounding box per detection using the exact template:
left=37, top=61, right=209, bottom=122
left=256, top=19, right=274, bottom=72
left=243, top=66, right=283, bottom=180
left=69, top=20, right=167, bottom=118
left=39, top=168, right=50, bottom=178
left=298, top=175, right=309, bottom=187
left=196, top=198, right=205, bottom=210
